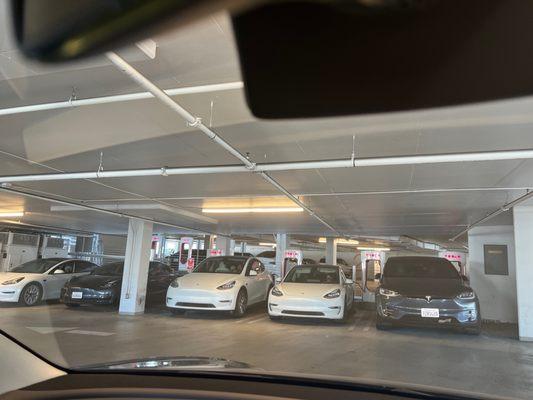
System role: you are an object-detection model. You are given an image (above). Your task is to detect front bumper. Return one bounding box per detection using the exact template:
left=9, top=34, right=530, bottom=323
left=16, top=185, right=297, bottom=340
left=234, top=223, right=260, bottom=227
left=376, top=294, right=479, bottom=327
left=61, top=287, right=116, bottom=305
left=268, top=296, right=344, bottom=319
left=0, top=285, right=22, bottom=302
left=166, top=287, right=236, bottom=311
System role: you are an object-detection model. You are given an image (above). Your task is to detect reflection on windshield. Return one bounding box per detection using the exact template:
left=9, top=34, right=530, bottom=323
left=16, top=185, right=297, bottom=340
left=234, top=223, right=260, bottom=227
left=284, top=265, right=339, bottom=284
left=92, top=262, right=123, bottom=276
left=11, top=259, right=59, bottom=274
left=193, top=257, right=246, bottom=274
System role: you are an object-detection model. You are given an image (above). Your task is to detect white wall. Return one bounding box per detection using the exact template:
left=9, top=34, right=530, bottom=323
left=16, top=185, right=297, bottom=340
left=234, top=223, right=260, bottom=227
left=467, top=225, right=517, bottom=323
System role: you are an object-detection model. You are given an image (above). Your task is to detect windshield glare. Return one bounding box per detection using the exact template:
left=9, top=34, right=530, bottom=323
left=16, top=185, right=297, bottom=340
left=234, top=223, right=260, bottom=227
left=193, top=257, right=246, bottom=274
left=11, top=259, right=60, bottom=274
left=284, top=265, right=339, bottom=284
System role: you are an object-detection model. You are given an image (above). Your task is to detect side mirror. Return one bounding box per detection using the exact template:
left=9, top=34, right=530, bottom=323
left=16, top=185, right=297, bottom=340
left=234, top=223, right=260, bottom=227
left=249, top=270, right=258, bottom=276
left=275, top=276, right=282, bottom=284
left=345, top=278, right=354, bottom=284
left=374, top=273, right=381, bottom=280
left=53, top=269, right=65, bottom=275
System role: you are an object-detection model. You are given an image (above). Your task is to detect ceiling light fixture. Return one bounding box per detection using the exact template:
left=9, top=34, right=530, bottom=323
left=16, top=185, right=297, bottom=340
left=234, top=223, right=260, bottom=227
left=202, top=207, right=304, bottom=214
left=318, top=237, right=359, bottom=245
left=357, top=246, right=391, bottom=252
left=259, top=242, right=276, bottom=247
left=0, top=212, right=24, bottom=218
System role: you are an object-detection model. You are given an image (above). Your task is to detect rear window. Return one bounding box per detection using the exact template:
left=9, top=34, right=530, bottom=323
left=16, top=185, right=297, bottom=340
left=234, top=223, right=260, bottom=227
left=384, top=257, right=460, bottom=279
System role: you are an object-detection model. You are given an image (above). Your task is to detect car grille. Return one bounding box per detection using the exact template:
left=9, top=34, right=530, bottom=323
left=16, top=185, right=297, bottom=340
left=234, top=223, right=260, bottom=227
left=281, top=310, right=325, bottom=316
left=176, top=302, right=215, bottom=308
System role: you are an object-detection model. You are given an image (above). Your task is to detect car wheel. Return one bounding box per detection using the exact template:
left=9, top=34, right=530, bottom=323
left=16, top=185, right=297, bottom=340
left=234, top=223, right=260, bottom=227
left=170, top=308, right=185, bottom=315
left=19, top=283, right=42, bottom=306
left=65, top=303, right=80, bottom=308
left=231, top=289, right=248, bottom=318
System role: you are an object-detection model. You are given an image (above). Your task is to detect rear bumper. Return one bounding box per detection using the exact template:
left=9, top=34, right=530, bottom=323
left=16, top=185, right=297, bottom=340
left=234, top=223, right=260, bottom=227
left=268, top=296, right=344, bottom=319
left=376, top=294, right=480, bottom=327
left=0, top=286, right=22, bottom=302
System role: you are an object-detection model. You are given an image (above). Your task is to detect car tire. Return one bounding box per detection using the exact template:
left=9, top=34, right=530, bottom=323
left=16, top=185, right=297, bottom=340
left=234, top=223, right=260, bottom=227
left=19, top=283, right=43, bottom=307
left=65, top=303, right=80, bottom=308
left=231, top=289, right=248, bottom=318
left=376, top=315, right=393, bottom=330
left=169, top=308, right=186, bottom=315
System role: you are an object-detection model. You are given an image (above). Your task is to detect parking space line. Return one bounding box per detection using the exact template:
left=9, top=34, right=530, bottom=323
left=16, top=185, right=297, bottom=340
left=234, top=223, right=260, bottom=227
left=246, top=316, right=268, bottom=324
left=65, top=330, right=115, bottom=336
left=26, top=326, right=78, bottom=334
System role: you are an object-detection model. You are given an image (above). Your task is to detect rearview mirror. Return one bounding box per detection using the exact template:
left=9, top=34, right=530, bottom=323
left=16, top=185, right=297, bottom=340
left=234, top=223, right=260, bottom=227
left=53, top=269, right=65, bottom=275
left=345, top=279, right=354, bottom=285
left=374, top=273, right=381, bottom=280
left=11, top=0, right=236, bottom=62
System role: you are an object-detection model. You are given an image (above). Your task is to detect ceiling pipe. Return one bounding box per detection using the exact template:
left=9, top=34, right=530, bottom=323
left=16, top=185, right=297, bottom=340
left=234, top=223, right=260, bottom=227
left=106, top=51, right=338, bottom=234
left=0, top=81, right=243, bottom=116
left=0, top=186, right=214, bottom=235
left=2, top=148, right=533, bottom=183
left=450, top=189, right=533, bottom=241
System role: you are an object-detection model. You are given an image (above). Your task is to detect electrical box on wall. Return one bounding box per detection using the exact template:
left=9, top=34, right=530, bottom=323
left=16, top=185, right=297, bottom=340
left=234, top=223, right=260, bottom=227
left=0, top=232, right=40, bottom=272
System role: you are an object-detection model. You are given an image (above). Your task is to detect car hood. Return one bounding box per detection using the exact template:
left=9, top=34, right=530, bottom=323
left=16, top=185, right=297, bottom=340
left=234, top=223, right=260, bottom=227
left=178, top=273, right=239, bottom=289
left=69, top=274, right=121, bottom=289
left=381, top=277, right=467, bottom=298
left=84, top=356, right=252, bottom=371
left=0, top=272, right=42, bottom=282
left=278, top=283, right=340, bottom=298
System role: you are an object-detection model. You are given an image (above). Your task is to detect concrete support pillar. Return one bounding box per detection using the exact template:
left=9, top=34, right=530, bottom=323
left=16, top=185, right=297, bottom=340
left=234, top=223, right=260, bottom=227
left=216, top=236, right=233, bottom=256
left=326, top=237, right=337, bottom=264
left=275, top=233, right=290, bottom=276
left=514, top=206, right=533, bottom=341
left=119, top=219, right=153, bottom=315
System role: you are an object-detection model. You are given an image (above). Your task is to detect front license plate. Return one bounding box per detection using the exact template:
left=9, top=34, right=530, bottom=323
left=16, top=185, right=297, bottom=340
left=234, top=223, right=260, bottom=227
left=71, top=292, right=83, bottom=299
left=421, top=308, right=439, bottom=318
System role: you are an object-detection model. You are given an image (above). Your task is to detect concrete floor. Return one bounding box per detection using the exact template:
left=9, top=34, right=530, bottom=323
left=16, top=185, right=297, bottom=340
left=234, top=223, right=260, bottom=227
left=1, top=301, right=532, bottom=399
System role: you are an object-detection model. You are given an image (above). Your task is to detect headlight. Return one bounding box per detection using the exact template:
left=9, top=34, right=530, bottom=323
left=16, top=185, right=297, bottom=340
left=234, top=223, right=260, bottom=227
left=324, top=288, right=341, bottom=299
left=456, top=290, right=475, bottom=300
left=2, top=277, right=24, bottom=285
left=170, top=279, right=180, bottom=288
left=271, top=286, right=283, bottom=297
left=379, top=287, right=400, bottom=297
left=217, top=280, right=236, bottom=290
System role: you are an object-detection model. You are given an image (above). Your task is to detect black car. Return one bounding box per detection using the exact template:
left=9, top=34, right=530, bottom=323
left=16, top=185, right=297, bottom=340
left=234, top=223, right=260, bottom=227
left=375, top=256, right=481, bottom=334
left=61, top=261, right=176, bottom=307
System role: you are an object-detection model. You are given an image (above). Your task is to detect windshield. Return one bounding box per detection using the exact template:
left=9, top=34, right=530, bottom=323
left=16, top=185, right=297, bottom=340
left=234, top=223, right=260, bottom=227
left=384, top=257, right=460, bottom=279
left=284, top=265, right=339, bottom=284
left=91, top=263, right=123, bottom=276
left=10, top=259, right=60, bottom=274
left=193, top=257, right=246, bottom=274
left=1, top=5, right=532, bottom=400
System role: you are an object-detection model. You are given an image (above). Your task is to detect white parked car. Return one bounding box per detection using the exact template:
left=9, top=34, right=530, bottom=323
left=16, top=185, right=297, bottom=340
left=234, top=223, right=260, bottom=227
left=268, top=264, right=354, bottom=322
left=0, top=258, right=99, bottom=306
left=166, top=256, right=273, bottom=317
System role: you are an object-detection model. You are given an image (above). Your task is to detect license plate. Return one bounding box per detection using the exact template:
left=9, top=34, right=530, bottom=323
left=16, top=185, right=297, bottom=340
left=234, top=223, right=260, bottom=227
left=421, top=308, right=439, bottom=318
left=71, top=292, right=83, bottom=299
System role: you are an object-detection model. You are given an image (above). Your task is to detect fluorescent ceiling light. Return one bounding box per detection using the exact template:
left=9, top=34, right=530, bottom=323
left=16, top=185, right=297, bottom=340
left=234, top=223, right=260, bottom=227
left=259, top=242, right=276, bottom=247
left=357, top=246, right=391, bottom=252
left=318, top=237, right=359, bottom=245
left=0, top=212, right=24, bottom=218
left=202, top=207, right=303, bottom=214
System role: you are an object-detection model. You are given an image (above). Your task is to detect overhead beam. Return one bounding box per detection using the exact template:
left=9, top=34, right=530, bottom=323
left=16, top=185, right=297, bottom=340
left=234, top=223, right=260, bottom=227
left=2, top=148, right=533, bottom=183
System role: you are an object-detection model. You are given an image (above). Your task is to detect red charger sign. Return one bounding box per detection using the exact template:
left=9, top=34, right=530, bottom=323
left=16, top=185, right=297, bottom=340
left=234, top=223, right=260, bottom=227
left=187, top=258, right=195, bottom=270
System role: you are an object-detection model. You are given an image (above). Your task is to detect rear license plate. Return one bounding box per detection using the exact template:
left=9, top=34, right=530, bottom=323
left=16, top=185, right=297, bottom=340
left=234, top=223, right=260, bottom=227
left=71, top=292, right=83, bottom=299
left=421, top=308, right=439, bottom=318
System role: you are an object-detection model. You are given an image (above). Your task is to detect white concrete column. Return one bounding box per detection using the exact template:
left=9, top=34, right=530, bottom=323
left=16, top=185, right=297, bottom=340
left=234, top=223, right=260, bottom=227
left=514, top=206, right=533, bottom=341
left=326, top=237, right=337, bottom=264
left=216, top=236, right=233, bottom=256
left=119, top=218, right=153, bottom=315
left=275, top=233, right=290, bottom=276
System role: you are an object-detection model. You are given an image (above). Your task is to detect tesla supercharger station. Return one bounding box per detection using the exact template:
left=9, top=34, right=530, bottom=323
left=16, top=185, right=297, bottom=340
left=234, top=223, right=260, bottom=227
left=281, top=249, right=303, bottom=277
left=361, top=250, right=384, bottom=302
left=439, top=251, right=467, bottom=275
left=178, top=237, right=193, bottom=273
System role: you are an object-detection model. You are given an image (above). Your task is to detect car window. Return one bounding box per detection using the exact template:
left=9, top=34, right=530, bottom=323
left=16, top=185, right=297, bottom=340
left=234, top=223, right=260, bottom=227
left=10, top=259, right=60, bottom=274
left=74, top=261, right=97, bottom=273
left=54, top=261, right=75, bottom=274
left=384, top=257, right=460, bottom=279
left=256, top=251, right=275, bottom=258
left=284, top=265, right=340, bottom=284
left=194, top=257, right=247, bottom=274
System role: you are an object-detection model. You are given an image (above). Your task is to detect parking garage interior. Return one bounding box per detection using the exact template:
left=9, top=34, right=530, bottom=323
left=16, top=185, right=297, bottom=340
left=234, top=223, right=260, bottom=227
left=2, top=4, right=533, bottom=400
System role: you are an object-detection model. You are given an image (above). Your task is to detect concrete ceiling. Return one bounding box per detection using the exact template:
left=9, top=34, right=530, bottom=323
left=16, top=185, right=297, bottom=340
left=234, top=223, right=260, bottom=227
left=0, top=6, right=530, bottom=250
